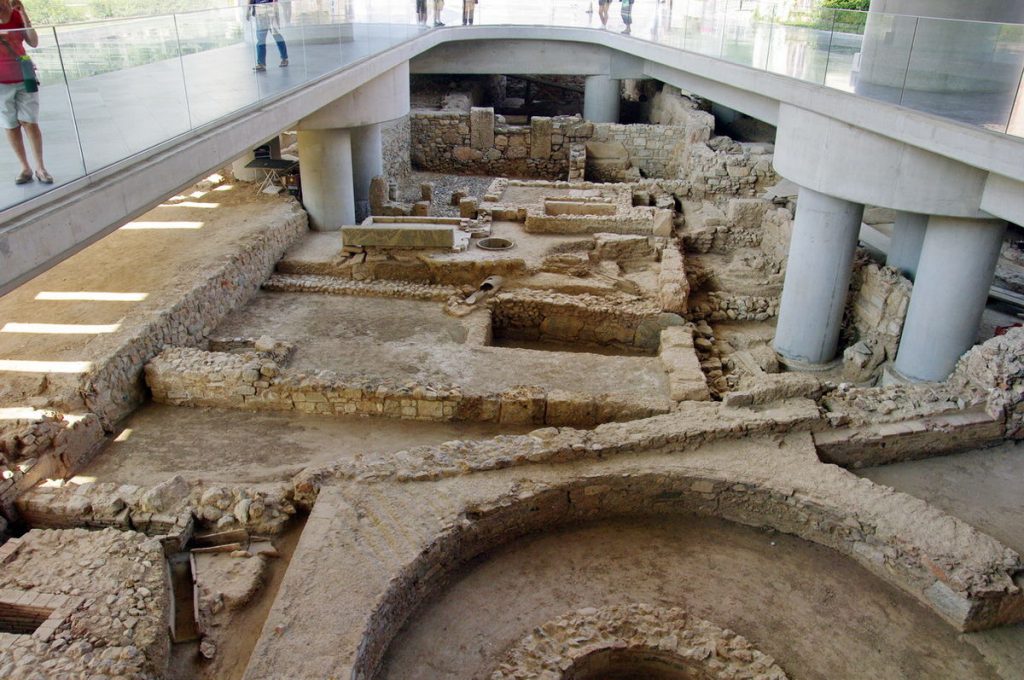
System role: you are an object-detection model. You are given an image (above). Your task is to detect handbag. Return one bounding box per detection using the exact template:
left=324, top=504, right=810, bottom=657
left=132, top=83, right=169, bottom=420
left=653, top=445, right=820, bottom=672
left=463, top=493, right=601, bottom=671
left=0, top=35, right=36, bottom=93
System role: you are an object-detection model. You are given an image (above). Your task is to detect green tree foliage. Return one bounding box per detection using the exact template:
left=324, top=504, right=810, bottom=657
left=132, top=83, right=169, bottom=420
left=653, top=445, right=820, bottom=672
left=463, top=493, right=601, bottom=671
left=26, top=0, right=230, bottom=25
left=821, top=0, right=871, bottom=10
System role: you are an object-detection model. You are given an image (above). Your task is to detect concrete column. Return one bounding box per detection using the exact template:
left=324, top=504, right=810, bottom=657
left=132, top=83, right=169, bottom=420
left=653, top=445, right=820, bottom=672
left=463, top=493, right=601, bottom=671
left=773, top=188, right=864, bottom=366
left=350, top=123, right=383, bottom=222
left=886, top=211, right=928, bottom=280
left=231, top=149, right=260, bottom=182
left=583, top=75, right=620, bottom=123
left=894, top=216, right=1006, bottom=382
left=297, top=128, right=355, bottom=230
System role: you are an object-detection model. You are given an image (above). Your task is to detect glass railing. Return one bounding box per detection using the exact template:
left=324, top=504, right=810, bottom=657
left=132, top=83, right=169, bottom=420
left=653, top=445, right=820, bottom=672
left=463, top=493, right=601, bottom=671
left=0, top=0, right=1021, bottom=217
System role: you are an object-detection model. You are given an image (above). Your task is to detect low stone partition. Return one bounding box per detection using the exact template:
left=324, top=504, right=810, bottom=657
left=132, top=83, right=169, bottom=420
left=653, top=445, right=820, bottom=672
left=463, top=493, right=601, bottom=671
left=16, top=474, right=296, bottom=539
left=658, top=327, right=710, bottom=402
left=145, top=347, right=668, bottom=428
left=658, top=240, right=689, bottom=313
left=264, top=273, right=459, bottom=301
left=524, top=204, right=673, bottom=237
left=842, top=263, right=913, bottom=382
left=490, top=290, right=685, bottom=352
left=688, top=291, right=779, bottom=322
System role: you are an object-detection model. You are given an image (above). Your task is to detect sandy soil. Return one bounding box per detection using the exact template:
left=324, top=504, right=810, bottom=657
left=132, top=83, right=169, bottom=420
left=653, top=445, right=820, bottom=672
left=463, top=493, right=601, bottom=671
left=213, top=291, right=670, bottom=400
left=82, top=403, right=530, bottom=487
left=856, top=441, right=1024, bottom=555
left=168, top=515, right=308, bottom=680
left=382, top=515, right=1005, bottom=680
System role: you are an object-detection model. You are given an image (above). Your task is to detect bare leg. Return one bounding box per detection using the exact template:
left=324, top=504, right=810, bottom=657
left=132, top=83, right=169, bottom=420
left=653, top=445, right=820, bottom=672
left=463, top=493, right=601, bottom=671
left=599, top=4, right=608, bottom=26
left=5, top=126, right=31, bottom=174
left=22, top=122, right=47, bottom=174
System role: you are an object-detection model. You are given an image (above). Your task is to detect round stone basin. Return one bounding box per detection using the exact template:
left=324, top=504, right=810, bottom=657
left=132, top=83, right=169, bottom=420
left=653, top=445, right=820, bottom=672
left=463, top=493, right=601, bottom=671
left=476, top=237, right=515, bottom=251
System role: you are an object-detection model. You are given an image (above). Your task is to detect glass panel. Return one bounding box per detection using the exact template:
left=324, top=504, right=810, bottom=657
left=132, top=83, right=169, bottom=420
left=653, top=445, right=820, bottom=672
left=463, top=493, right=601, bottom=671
left=764, top=5, right=832, bottom=85
left=852, top=12, right=918, bottom=105
left=901, top=16, right=1024, bottom=133
left=721, top=0, right=773, bottom=69
left=0, top=26, right=84, bottom=209
left=56, top=15, right=190, bottom=172
left=686, top=0, right=728, bottom=57
left=175, top=6, right=255, bottom=127
left=824, top=8, right=866, bottom=93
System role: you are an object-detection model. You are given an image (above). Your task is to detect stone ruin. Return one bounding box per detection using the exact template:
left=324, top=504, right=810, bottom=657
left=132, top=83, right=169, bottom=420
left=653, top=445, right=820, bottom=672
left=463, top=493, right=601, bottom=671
left=0, top=81, right=1022, bottom=680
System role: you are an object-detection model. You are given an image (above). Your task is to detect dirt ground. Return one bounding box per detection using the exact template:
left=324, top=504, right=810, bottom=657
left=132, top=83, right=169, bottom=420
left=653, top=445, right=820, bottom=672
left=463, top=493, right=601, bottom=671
left=82, top=403, right=529, bottom=486
left=213, top=291, right=670, bottom=401
left=0, top=180, right=298, bottom=405
left=857, top=441, right=1024, bottom=555
left=167, top=515, right=308, bottom=680
left=382, top=515, right=1009, bottom=680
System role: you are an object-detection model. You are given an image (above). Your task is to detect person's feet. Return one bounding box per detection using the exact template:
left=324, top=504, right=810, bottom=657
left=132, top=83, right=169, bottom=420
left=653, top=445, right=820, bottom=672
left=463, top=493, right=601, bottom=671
left=253, top=64, right=267, bottom=72
left=15, top=169, right=32, bottom=185
left=434, top=20, right=444, bottom=26
left=35, top=169, right=53, bottom=184
left=279, top=59, right=288, bottom=67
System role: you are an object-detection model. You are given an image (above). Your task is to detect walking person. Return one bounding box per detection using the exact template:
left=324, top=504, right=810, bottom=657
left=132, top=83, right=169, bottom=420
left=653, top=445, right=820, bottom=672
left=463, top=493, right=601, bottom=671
left=462, top=0, right=477, bottom=25
left=433, top=0, right=444, bottom=26
left=247, top=0, right=288, bottom=72
left=0, top=0, right=50, bottom=185
left=416, top=0, right=428, bottom=25
left=620, top=0, right=634, bottom=34
left=597, top=0, right=611, bottom=27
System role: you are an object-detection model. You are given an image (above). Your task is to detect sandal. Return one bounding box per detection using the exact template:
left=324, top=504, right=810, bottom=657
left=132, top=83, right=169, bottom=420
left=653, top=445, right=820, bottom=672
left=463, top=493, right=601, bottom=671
left=15, top=170, right=32, bottom=185
left=35, top=170, right=53, bottom=184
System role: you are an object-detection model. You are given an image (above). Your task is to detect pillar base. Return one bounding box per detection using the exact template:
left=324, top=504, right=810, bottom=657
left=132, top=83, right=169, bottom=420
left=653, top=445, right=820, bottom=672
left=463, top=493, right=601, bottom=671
left=776, top=354, right=843, bottom=374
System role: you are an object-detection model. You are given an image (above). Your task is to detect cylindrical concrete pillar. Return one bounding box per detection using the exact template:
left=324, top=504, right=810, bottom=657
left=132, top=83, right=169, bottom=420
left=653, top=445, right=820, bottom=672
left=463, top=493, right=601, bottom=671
left=583, top=75, right=620, bottom=123
left=773, top=188, right=864, bottom=366
left=893, top=216, right=1006, bottom=382
left=350, top=123, right=384, bottom=222
left=297, top=128, right=355, bottom=230
left=886, top=211, right=928, bottom=280
left=231, top=149, right=259, bottom=182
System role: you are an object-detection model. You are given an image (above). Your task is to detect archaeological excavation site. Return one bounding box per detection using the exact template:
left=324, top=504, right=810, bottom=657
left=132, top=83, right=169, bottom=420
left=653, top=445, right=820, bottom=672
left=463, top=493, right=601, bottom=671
left=2, top=61, right=1024, bottom=680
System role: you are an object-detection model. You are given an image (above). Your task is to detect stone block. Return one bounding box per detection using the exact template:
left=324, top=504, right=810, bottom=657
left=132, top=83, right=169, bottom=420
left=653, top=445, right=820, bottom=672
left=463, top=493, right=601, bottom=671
left=459, top=197, right=479, bottom=219
left=341, top=223, right=455, bottom=249
left=531, top=117, right=553, bottom=159
left=470, top=107, right=495, bottom=149
left=420, top=183, right=434, bottom=201
left=412, top=201, right=431, bottom=217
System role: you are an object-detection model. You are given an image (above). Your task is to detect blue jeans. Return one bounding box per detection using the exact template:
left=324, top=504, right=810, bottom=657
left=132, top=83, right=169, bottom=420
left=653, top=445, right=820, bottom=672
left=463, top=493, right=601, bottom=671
left=256, top=27, right=288, bottom=66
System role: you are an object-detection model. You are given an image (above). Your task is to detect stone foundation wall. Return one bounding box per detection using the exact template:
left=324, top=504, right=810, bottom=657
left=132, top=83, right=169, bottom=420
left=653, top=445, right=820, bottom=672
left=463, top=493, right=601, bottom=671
left=411, top=109, right=591, bottom=179
left=0, top=528, right=170, bottom=678
left=658, top=241, right=689, bottom=314
left=842, top=263, right=913, bottom=381
left=145, top=347, right=668, bottom=428
left=681, top=139, right=777, bottom=198
left=689, top=292, right=779, bottom=322
left=82, top=201, right=308, bottom=428
left=491, top=291, right=684, bottom=352
left=381, top=115, right=411, bottom=181
left=585, top=123, right=692, bottom=181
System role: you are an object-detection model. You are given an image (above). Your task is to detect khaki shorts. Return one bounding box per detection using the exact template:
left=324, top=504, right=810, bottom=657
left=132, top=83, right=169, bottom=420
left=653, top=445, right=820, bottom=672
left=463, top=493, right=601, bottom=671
left=0, top=82, right=39, bottom=129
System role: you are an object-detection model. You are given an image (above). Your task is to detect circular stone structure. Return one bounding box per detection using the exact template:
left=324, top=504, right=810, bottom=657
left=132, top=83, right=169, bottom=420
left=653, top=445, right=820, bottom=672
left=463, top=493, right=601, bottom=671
left=476, top=237, right=516, bottom=251
left=490, top=604, right=788, bottom=680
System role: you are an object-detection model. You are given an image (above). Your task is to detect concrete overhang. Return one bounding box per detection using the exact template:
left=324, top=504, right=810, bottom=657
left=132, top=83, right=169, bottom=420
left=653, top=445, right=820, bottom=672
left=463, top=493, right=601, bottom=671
left=3, top=24, right=1024, bottom=294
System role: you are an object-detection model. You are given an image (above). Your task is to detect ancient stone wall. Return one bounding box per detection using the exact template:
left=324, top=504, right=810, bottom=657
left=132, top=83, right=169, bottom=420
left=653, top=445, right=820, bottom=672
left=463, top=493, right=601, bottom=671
left=0, top=528, right=170, bottom=678
left=680, top=138, right=777, bottom=198
left=145, top=346, right=669, bottom=429
left=81, top=201, right=308, bottom=429
left=585, top=123, right=692, bottom=181
left=688, top=292, right=779, bottom=322
left=411, top=109, right=590, bottom=179
left=842, top=263, right=913, bottom=381
left=381, top=115, right=411, bottom=181
left=491, top=291, right=683, bottom=352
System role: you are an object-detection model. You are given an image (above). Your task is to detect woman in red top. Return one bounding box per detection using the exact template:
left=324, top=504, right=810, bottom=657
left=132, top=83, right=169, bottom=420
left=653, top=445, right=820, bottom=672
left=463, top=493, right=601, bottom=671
left=0, top=0, right=51, bottom=185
